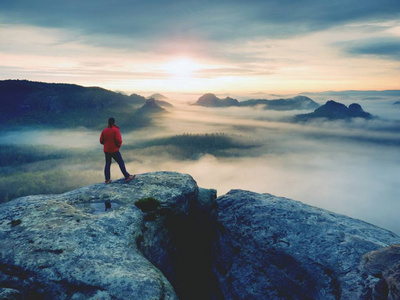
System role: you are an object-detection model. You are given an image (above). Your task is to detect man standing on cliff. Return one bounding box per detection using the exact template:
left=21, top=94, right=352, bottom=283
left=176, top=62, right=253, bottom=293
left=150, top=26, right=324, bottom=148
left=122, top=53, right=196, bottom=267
left=100, top=117, right=135, bottom=184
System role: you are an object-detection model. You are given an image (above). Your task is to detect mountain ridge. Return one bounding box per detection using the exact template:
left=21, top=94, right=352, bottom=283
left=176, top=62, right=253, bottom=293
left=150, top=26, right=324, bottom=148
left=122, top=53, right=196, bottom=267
left=193, top=93, right=320, bottom=110
left=0, top=80, right=172, bottom=129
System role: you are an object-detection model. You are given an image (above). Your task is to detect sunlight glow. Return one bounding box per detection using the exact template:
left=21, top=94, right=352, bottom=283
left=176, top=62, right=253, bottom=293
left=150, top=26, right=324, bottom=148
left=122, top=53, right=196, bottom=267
left=161, top=58, right=202, bottom=78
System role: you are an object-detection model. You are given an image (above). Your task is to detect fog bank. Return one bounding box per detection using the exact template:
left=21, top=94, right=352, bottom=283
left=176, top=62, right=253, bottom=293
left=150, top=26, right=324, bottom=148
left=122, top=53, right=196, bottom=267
left=1, top=98, right=400, bottom=234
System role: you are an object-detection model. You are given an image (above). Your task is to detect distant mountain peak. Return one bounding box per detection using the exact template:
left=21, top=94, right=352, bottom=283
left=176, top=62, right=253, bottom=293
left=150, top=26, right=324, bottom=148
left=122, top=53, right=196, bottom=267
left=136, top=98, right=167, bottom=114
left=294, top=100, right=373, bottom=122
left=194, top=93, right=319, bottom=110
left=148, top=93, right=168, bottom=101
left=146, top=94, right=173, bottom=107
left=194, top=94, right=240, bottom=107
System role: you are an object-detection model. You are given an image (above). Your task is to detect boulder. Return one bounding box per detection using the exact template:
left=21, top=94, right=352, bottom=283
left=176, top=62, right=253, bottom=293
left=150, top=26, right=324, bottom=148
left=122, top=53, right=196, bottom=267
left=360, top=244, right=400, bottom=299
left=0, top=171, right=209, bottom=300
left=213, top=190, right=400, bottom=299
left=1, top=172, right=400, bottom=300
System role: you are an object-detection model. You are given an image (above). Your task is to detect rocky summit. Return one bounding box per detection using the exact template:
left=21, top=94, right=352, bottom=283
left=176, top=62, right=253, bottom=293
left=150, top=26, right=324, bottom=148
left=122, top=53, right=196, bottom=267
left=0, top=172, right=399, bottom=300
left=213, top=190, right=400, bottom=299
left=0, top=172, right=203, bottom=300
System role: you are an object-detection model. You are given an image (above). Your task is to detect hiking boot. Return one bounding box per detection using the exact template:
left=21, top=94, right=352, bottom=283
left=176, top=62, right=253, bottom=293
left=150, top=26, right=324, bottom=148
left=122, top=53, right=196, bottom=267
left=125, top=175, right=135, bottom=182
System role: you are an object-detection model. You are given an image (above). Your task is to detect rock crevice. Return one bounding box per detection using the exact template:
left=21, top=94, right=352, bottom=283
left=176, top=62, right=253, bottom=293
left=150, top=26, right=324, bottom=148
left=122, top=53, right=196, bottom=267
left=212, top=190, right=400, bottom=299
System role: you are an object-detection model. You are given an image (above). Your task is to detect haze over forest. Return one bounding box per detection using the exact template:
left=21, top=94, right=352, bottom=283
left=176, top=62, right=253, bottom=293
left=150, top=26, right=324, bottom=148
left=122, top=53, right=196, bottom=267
left=1, top=80, right=400, bottom=236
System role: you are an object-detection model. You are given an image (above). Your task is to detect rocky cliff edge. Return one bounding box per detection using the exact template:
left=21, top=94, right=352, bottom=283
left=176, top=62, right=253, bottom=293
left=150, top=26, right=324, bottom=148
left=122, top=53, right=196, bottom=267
left=0, top=172, right=399, bottom=300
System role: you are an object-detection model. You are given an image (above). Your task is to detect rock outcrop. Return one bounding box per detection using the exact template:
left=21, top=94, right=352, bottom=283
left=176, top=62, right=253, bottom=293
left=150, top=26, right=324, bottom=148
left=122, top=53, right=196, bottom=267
left=0, top=172, right=211, bottom=300
left=132, top=98, right=168, bottom=127
left=147, top=94, right=173, bottom=107
left=360, top=244, right=400, bottom=299
left=135, top=98, right=167, bottom=114
left=294, top=100, right=373, bottom=122
left=1, top=172, right=399, bottom=300
left=213, top=190, right=400, bottom=299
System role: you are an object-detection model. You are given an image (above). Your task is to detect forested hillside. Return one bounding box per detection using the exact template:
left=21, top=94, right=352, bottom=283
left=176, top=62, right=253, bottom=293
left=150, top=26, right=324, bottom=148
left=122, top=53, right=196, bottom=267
left=0, top=80, right=159, bottom=129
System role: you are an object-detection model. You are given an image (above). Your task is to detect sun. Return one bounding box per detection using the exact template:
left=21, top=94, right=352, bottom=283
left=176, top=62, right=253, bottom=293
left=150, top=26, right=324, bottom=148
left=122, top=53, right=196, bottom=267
left=162, top=57, right=201, bottom=78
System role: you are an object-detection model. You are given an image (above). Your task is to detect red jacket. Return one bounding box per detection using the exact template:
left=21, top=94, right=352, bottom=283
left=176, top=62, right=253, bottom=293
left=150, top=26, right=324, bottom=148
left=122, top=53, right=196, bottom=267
left=100, top=125, right=123, bottom=153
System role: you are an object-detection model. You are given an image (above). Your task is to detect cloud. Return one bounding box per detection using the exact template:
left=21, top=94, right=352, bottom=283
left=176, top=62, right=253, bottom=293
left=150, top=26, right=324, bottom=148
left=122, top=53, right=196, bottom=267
left=2, top=1, right=400, bottom=92
left=0, top=128, right=100, bottom=149
left=1, top=0, right=399, bottom=50
left=194, top=66, right=274, bottom=78
left=344, top=38, right=400, bottom=60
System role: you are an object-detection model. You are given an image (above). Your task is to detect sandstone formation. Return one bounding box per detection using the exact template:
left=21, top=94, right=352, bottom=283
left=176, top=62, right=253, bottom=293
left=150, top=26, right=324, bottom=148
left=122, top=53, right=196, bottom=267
left=213, top=190, right=400, bottom=299
left=294, top=100, right=373, bottom=122
left=1, top=172, right=399, bottom=299
left=360, top=244, right=400, bottom=299
left=0, top=172, right=204, bottom=300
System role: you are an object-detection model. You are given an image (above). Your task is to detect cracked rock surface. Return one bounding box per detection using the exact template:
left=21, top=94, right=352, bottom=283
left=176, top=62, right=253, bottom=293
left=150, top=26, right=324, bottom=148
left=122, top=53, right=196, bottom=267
left=213, top=190, right=400, bottom=300
left=2, top=172, right=400, bottom=300
left=0, top=171, right=199, bottom=300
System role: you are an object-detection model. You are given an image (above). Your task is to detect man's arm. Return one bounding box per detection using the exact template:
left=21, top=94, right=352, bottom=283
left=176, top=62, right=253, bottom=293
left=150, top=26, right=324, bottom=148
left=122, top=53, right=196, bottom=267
left=115, top=129, right=122, bottom=148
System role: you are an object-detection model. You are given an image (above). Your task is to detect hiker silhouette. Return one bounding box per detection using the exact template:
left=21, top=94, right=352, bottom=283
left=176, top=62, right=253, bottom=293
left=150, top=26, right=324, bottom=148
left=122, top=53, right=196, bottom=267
left=100, top=117, right=135, bottom=183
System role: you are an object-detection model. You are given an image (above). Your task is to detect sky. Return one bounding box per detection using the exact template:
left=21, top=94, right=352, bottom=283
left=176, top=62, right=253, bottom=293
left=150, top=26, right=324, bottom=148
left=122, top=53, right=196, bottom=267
left=1, top=0, right=400, bottom=96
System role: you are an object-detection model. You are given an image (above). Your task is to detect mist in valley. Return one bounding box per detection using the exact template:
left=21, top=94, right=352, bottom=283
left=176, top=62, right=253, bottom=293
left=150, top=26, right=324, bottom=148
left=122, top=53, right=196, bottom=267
left=1, top=95, right=400, bottom=234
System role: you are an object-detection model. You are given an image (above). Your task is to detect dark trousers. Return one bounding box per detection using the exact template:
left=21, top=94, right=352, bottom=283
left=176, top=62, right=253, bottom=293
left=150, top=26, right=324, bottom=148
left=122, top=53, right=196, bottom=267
left=104, top=151, right=130, bottom=181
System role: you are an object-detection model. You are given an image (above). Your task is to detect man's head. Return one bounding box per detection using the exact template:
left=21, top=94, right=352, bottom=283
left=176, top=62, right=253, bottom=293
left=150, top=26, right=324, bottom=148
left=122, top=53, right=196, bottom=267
left=108, top=117, right=115, bottom=127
